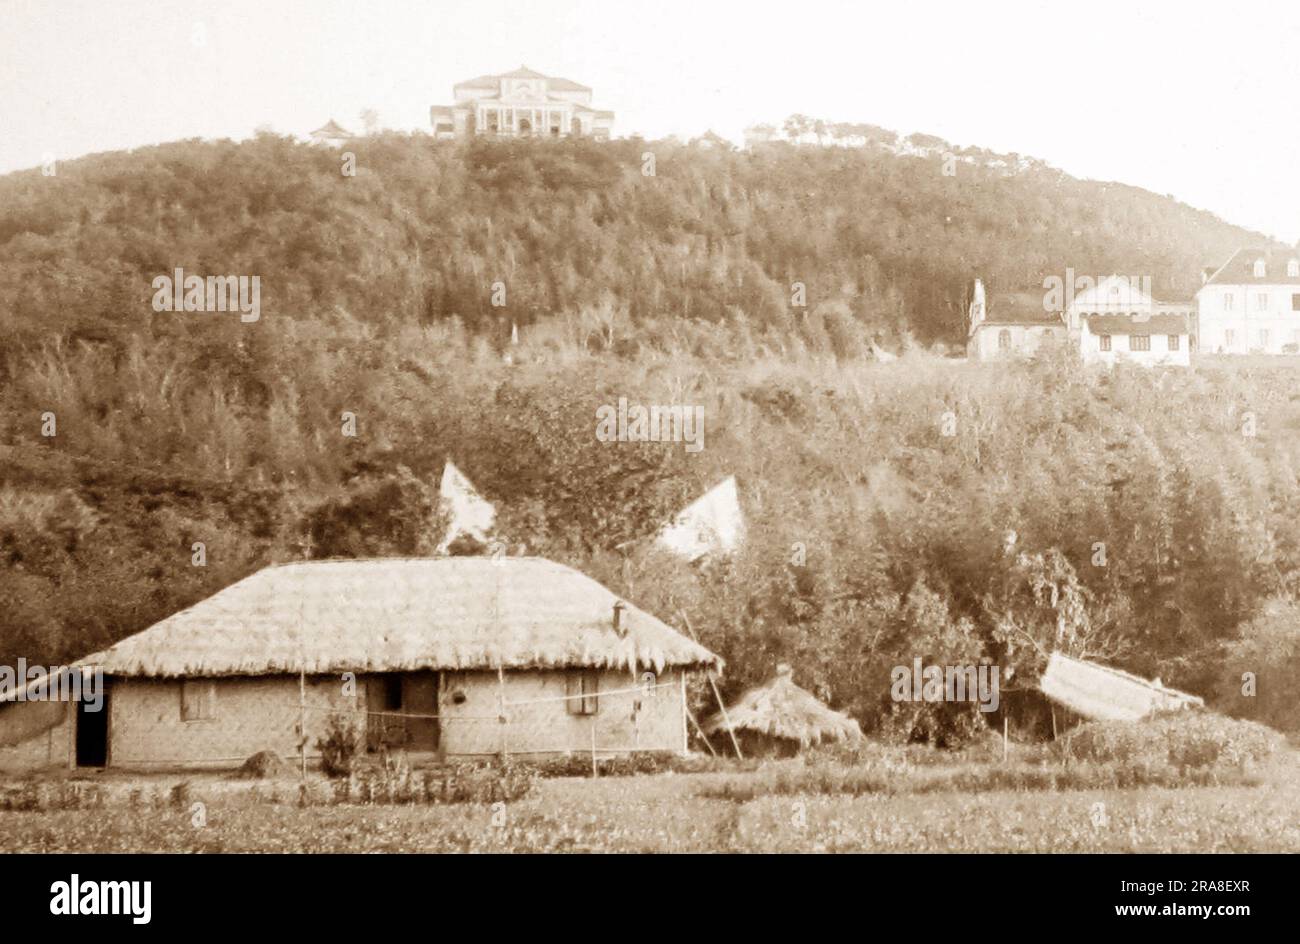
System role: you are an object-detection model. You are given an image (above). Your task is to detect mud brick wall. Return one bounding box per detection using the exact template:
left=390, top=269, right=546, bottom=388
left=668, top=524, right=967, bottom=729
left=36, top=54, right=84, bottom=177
left=439, top=668, right=687, bottom=757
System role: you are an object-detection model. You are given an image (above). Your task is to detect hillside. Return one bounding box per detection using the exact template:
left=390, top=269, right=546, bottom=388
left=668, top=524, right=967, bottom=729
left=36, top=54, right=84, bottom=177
left=1, top=131, right=1296, bottom=740
left=0, top=130, right=1275, bottom=356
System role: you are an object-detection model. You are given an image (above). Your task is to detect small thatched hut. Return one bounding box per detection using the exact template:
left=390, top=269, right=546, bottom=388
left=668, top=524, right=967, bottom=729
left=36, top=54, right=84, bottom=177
left=0, top=558, right=721, bottom=772
left=703, top=664, right=861, bottom=758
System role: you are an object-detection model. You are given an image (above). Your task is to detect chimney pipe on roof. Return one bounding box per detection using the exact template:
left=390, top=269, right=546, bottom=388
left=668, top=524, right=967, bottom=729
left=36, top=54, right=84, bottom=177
left=613, top=601, right=627, bottom=637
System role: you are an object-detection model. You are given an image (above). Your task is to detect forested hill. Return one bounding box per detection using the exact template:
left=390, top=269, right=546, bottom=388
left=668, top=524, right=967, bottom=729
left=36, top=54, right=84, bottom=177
left=0, top=130, right=1276, bottom=353
left=4, top=131, right=1299, bottom=740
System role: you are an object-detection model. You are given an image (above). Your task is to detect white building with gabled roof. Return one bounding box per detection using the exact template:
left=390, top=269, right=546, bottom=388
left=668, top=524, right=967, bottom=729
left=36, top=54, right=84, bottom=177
left=1195, top=247, right=1300, bottom=354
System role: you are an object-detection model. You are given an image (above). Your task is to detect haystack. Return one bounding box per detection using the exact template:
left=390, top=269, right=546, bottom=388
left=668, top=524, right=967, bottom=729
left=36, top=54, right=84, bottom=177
left=703, top=664, right=861, bottom=757
left=236, top=750, right=289, bottom=779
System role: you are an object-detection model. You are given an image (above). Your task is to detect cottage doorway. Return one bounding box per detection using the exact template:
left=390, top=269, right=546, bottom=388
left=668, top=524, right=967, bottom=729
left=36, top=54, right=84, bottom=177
left=366, top=672, right=439, bottom=753
left=75, top=678, right=110, bottom=767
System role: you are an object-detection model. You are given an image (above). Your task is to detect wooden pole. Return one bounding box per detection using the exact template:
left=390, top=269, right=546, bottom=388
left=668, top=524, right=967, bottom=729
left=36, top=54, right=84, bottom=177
left=590, top=720, right=598, bottom=777
left=299, top=669, right=307, bottom=779
left=685, top=706, right=718, bottom=756
left=1003, top=715, right=1009, bottom=764
left=679, top=672, right=688, bottom=756
left=679, top=612, right=743, bottom=759
left=497, top=665, right=508, bottom=763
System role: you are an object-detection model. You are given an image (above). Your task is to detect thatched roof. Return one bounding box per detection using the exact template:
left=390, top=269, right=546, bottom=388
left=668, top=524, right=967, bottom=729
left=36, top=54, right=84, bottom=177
left=1038, top=652, right=1203, bottom=721
left=74, top=558, right=722, bottom=678
left=703, top=664, right=861, bottom=747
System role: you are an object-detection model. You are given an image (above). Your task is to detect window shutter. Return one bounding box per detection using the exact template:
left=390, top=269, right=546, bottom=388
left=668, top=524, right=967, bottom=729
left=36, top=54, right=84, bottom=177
left=181, top=680, right=215, bottom=721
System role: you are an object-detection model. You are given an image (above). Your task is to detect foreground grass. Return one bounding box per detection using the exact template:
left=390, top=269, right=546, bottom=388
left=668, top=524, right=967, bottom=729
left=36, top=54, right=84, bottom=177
left=3, top=751, right=1297, bottom=853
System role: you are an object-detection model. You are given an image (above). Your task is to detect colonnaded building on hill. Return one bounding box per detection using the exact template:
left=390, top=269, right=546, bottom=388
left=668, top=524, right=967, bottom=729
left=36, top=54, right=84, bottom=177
left=0, top=558, right=720, bottom=772
left=430, top=66, right=614, bottom=139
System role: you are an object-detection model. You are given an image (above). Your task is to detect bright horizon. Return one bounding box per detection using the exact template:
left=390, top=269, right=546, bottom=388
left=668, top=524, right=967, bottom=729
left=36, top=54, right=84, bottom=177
left=2, top=0, right=1298, bottom=244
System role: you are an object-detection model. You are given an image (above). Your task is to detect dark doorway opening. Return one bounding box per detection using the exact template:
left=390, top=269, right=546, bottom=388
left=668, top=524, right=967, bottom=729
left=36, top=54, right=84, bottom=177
left=75, top=679, right=110, bottom=767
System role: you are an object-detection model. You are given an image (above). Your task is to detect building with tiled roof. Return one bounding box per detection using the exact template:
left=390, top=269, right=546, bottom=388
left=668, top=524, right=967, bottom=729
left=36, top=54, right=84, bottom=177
left=308, top=119, right=354, bottom=148
left=1196, top=247, right=1300, bottom=354
left=966, top=280, right=1068, bottom=360
left=430, top=67, right=613, bottom=139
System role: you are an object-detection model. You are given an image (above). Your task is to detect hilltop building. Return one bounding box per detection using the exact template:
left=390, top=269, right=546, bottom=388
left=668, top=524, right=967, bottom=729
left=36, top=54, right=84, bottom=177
left=1195, top=248, right=1300, bottom=354
left=430, top=67, right=614, bottom=139
left=308, top=119, right=354, bottom=148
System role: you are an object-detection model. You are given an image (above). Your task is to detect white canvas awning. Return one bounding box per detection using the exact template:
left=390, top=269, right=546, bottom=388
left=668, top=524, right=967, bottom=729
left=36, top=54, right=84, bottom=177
left=1038, top=652, right=1202, bottom=721
left=436, top=461, right=497, bottom=553
left=656, top=476, right=745, bottom=562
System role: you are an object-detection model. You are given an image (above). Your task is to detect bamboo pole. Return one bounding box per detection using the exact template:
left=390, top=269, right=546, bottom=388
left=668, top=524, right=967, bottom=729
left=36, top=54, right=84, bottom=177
left=497, top=665, right=508, bottom=763
left=590, top=720, right=597, bottom=777
left=679, top=612, right=742, bottom=759
left=684, top=705, right=718, bottom=756
left=299, top=669, right=307, bottom=779
left=679, top=672, right=688, bottom=755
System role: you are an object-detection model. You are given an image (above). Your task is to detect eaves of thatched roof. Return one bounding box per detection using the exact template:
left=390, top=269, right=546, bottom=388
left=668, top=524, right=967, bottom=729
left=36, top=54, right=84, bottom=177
left=74, top=558, right=722, bottom=678
left=703, top=665, right=861, bottom=747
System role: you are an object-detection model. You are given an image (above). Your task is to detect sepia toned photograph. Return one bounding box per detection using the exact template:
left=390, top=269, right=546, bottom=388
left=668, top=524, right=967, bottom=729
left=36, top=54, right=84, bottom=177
left=0, top=0, right=1295, bottom=907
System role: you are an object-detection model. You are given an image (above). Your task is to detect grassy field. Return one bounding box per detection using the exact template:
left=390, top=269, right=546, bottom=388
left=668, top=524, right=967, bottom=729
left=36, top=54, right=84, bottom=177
left=3, top=749, right=1297, bottom=853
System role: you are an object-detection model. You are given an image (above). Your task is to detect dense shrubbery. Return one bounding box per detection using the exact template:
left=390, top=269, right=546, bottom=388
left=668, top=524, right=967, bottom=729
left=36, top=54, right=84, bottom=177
left=1063, top=711, right=1281, bottom=772
left=524, top=751, right=737, bottom=778
left=695, top=714, right=1280, bottom=801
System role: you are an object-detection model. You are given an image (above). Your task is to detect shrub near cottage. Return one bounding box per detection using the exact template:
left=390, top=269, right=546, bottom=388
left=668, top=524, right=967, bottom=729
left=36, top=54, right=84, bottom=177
left=315, top=714, right=361, bottom=779
left=1062, top=711, right=1281, bottom=774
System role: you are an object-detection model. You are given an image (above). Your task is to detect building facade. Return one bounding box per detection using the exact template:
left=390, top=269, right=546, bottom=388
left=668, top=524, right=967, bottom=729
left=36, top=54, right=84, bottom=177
left=0, top=559, right=719, bottom=771
left=1195, top=248, right=1300, bottom=354
left=966, top=280, right=1068, bottom=360
left=430, top=67, right=614, bottom=139
left=1078, top=313, right=1190, bottom=367
left=307, top=119, right=354, bottom=148
left=1067, top=275, right=1191, bottom=366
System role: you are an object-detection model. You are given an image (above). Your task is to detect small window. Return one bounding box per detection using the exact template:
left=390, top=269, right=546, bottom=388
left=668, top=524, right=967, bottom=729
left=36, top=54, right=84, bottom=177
left=1254, top=259, right=1267, bottom=278
left=1259, top=329, right=1270, bottom=348
left=1099, top=335, right=1112, bottom=352
left=566, top=671, right=599, bottom=715
left=181, top=680, right=216, bottom=721
left=1224, top=293, right=1235, bottom=311
left=1257, top=293, right=1269, bottom=311
left=1168, top=334, right=1180, bottom=351
left=997, top=328, right=1011, bottom=351
left=1131, top=335, right=1151, bottom=352
left=1289, top=260, right=1300, bottom=278
left=1225, top=329, right=1236, bottom=347
left=1292, top=293, right=1300, bottom=312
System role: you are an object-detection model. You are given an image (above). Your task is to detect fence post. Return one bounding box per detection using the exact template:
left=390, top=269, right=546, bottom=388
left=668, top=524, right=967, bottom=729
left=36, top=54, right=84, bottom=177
left=497, top=666, right=508, bottom=763
left=299, top=669, right=307, bottom=779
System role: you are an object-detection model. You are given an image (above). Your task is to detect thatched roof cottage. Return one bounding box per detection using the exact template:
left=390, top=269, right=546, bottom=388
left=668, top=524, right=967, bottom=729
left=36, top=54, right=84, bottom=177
left=0, top=558, right=721, bottom=771
left=703, top=664, right=861, bottom=757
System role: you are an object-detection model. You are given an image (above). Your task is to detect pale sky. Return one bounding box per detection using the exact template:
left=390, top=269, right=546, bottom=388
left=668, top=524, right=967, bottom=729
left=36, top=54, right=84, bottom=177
left=2, top=0, right=1298, bottom=242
